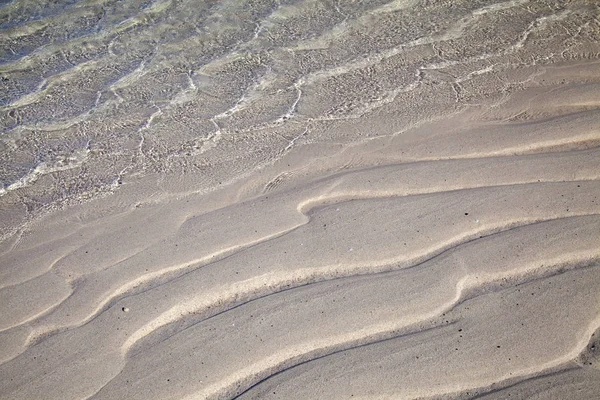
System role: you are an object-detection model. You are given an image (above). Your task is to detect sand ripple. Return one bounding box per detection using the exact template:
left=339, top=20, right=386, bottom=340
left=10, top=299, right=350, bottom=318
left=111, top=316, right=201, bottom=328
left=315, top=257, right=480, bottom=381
left=1, top=0, right=600, bottom=399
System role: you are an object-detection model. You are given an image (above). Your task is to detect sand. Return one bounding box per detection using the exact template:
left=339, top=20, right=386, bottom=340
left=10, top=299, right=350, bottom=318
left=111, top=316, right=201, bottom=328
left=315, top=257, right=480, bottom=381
left=1, top=0, right=600, bottom=399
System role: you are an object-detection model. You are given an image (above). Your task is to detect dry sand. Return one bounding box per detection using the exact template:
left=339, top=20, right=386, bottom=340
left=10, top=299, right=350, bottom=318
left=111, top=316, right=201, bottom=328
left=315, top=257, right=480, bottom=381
left=1, top=0, right=600, bottom=399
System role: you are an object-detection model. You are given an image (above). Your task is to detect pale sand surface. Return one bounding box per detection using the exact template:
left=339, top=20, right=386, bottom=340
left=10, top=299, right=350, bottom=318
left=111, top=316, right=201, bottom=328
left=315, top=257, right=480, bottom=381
left=1, top=0, right=600, bottom=399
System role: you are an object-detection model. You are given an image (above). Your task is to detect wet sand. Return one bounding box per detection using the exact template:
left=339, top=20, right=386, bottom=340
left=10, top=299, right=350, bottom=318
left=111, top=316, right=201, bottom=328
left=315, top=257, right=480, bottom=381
left=1, top=0, right=600, bottom=399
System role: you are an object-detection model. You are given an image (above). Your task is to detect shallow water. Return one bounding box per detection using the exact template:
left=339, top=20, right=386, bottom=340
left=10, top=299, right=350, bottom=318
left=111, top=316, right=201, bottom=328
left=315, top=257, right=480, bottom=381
left=1, top=0, right=598, bottom=233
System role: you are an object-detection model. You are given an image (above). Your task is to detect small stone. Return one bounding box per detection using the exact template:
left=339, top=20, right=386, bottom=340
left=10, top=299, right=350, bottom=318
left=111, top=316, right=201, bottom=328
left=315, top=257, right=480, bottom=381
left=122, top=307, right=129, bottom=313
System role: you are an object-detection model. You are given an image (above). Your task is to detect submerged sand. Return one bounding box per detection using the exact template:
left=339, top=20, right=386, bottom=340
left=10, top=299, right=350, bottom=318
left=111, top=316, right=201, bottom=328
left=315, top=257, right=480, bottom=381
left=1, top=0, right=600, bottom=399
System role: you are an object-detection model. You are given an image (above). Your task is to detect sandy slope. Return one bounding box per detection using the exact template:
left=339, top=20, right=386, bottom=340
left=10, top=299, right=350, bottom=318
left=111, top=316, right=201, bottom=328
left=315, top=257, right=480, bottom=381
left=2, top=0, right=600, bottom=399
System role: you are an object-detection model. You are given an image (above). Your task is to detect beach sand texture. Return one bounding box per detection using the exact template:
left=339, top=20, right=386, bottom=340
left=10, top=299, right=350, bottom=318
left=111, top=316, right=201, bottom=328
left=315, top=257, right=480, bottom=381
left=1, top=0, right=600, bottom=399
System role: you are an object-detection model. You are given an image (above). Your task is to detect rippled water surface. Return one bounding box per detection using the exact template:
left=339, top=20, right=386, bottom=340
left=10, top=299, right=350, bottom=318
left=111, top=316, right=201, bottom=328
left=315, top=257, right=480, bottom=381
left=1, top=0, right=598, bottom=230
